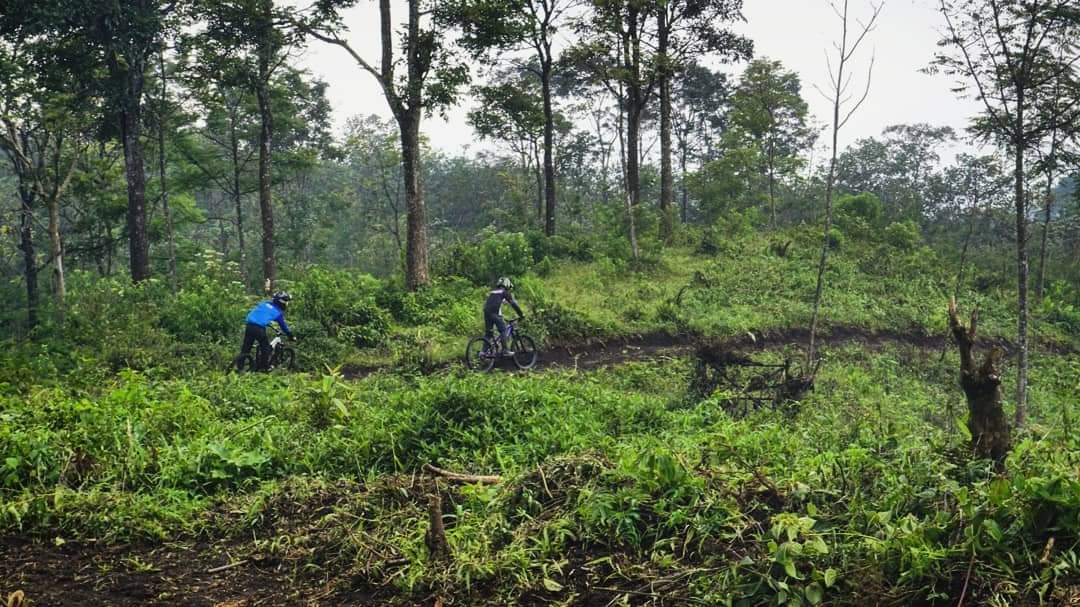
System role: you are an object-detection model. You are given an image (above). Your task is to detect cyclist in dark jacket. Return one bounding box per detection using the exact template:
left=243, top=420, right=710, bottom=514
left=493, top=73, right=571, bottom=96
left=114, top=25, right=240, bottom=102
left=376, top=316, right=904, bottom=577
left=238, top=291, right=294, bottom=370
left=485, top=277, right=525, bottom=356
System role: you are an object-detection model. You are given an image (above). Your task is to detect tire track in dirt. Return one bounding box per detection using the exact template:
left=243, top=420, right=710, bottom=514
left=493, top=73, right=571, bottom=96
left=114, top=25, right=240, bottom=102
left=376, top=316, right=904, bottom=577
left=533, top=325, right=951, bottom=373
left=343, top=325, right=1074, bottom=378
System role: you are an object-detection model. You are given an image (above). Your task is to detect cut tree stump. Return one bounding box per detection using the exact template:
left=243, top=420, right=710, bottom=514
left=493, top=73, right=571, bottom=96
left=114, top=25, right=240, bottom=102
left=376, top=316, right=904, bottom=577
left=425, top=492, right=450, bottom=560
left=948, top=298, right=1011, bottom=465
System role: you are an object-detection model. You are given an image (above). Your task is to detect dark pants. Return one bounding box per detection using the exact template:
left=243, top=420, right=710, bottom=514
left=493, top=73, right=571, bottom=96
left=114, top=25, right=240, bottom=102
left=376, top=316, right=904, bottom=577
left=484, top=312, right=509, bottom=350
left=240, top=323, right=271, bottom=370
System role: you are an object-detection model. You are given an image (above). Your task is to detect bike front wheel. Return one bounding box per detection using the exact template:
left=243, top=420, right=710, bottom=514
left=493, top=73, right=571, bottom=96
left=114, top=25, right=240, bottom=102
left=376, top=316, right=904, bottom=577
left=511, top=335, right=538, bottom=370
left=466, top=336, right=496, bottom=372
left=274, top=347, right=296, bottom=371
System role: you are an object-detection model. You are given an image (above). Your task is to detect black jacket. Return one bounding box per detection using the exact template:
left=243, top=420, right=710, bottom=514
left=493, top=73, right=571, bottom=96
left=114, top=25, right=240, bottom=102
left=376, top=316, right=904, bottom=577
left=484, top=287, right=523, bottom=317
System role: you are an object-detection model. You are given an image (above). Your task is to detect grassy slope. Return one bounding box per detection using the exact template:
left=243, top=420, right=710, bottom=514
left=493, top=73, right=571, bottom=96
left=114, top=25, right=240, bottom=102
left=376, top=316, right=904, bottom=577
left=2, top=229, right=1079, bottom=605
left=343, top=229, right=1074, bottom=372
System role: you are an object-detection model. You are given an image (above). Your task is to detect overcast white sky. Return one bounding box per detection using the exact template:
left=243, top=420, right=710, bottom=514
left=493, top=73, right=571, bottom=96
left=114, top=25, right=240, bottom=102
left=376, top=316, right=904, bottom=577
left=293, top=0, right=985, bottom=157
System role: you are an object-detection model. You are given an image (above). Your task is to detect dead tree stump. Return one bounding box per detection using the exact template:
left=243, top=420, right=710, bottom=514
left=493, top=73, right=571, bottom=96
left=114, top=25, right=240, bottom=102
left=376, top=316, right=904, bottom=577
left=948, top=298, right=1011, bottom=464
left=425, top=492, right=450, bottom=560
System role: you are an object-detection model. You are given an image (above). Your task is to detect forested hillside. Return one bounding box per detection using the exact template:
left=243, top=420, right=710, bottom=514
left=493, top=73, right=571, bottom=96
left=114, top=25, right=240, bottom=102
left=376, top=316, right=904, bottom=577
left=1, top=0, right=1079, bottom=605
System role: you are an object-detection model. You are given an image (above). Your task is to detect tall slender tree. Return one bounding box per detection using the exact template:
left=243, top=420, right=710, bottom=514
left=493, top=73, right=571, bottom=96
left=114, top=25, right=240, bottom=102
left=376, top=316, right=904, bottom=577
left=672, top=63, right=732, bottom=223
left=727, top=58, right=813, bottom=227
left=444, top=0, right=576, bottom=236
left=0, top=0, right=184, bottom=283
left=297, top=0, right=468, bottom=290
left=653, top=0, right=751, bottom=239
left=0, top=38, right=89, bottom=327
left=932, top=0, right=1080, bottom=426
left=187, top=0, right=292, bottom=289
left=807, top=0, right=882, bottom=366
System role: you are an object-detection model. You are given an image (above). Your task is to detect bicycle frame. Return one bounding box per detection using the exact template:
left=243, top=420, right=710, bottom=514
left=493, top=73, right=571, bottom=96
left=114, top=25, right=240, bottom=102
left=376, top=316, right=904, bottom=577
left=490, top=319, right=518, bottom=351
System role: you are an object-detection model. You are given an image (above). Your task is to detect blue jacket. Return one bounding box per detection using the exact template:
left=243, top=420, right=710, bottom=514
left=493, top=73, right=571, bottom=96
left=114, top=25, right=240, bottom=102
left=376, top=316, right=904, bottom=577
left=246, top=301, right=292, bottom=337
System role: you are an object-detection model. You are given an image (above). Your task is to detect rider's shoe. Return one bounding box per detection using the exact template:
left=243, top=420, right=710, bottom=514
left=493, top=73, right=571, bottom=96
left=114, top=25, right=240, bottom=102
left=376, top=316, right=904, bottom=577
left=502, top=350, right=515, bottom=357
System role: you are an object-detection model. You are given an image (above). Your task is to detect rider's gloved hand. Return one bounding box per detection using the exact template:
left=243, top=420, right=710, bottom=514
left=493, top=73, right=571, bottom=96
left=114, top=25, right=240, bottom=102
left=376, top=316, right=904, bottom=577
left=289, top=334, right=297, bottom=341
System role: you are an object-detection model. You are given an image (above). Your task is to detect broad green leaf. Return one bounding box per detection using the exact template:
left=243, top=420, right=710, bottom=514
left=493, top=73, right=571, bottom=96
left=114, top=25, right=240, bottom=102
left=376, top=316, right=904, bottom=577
left=542, top=578, right=563, bottom=592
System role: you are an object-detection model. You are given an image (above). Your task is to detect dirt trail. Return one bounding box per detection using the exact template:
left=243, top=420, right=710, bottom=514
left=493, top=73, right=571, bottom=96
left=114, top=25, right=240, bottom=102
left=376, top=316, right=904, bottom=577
left=344, top=323, right=1061, bottom=378
left=534, top=325, right=955, bottom=372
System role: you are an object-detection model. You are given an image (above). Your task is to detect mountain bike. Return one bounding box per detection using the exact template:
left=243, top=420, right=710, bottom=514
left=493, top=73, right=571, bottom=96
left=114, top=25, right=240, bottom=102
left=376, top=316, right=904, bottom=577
left=465, top=318, right=537, bottom=372
left=234, top=328, right=296, bottom=372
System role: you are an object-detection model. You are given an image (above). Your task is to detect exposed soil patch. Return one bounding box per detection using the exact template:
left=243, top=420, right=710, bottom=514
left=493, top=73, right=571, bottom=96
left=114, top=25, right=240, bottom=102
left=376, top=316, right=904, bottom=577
left=536, top=324, right=956, bottom=373
left=1, top=535, right=322, bottom=607
left=341, top=323, right=1071, bottom=380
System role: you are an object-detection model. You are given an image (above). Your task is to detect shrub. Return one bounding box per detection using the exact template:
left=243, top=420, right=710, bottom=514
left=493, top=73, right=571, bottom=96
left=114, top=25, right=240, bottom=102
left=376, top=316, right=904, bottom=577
left=527, top=232, right=595, bottom=262
left=836, top=192, right=883, bottom=225
left=534, top=256, right=555, bottom=277
left=1039, top=282, right=1080, bottom=333
left=836, top=192, right=885, bottom=241
left=290, top=267, right=382, bottom=337
left=338, top=301, right=391, bottom=348
left=827, top=227, right=845, bottom=250
left=436, top=229, right=533, bottom=285
left=699, top=210, right=756, bottom=256
left=531, top=301, right=602, bottom=342
left=160, top=274, right=246, bottom=342
left=883, top=220, right=922, bottom=250
left=377, top=278, right=471, bottom=326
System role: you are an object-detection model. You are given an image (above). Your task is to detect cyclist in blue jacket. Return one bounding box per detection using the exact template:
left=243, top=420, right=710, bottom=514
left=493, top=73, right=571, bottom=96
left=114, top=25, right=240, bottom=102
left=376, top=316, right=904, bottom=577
left=238, top=291, right=294, bottom=371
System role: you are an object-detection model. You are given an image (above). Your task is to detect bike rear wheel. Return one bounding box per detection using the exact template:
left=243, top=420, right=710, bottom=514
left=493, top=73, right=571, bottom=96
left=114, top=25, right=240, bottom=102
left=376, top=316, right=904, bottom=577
left=466, top=336, right=496, bottom=372
left=511, top=335, right=538, bottom=370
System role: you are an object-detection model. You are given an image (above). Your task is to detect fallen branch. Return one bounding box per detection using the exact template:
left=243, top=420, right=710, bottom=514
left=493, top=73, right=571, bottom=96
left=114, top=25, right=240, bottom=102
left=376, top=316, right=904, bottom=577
left=423, top=463, right=502, bottom=484
left=594, top=586, right=707, bottom=605
left=956, top=549, right=976, bottom=607
left=207, top=559, right=248, bottom=574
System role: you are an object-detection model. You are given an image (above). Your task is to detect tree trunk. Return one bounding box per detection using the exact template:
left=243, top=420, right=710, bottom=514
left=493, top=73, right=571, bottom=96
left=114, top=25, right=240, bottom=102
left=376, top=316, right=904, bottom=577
left=425, top=492, right=450, bottom=559
left=541, top=54, right=557, bottom=236
left=954, top=186, right=980, bottom=299
left=1035, top=178, right=1053, bottom=300
left=397, top=0, right=431, bottom=291
left=399, top=112, right=429, bottom=290
left=657, top=6, right=673, bottom=242
left=680, top=137, right=689, bottom=224
left=1013, top=106, right=1029, bottom=428
left=121, top=89, right=151, bottom=283
left=229, top=107, right=248, bottom=286
left=616, top=92, right=639, bottom=261
left=256, top=61, right=276, bottom=290
left=18, top=190, right=38, bottom=330
left=46, top=193, right=65, bottom=319
left=948, top=298, right=1011, bottom=465
left=623, top=4, right=642, bottom=215
left=533, top=142, right=544, bottom=225
left=158, top=50, right=178, bottom=292
left=767, top=148, right=777, bottom=228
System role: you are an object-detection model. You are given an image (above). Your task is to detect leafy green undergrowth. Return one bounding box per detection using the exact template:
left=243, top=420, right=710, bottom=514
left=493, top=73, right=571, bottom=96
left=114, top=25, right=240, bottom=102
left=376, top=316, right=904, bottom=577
left=2, top=345, right=1078, bottom=604
left=5, top=223, right=1075, bottom=389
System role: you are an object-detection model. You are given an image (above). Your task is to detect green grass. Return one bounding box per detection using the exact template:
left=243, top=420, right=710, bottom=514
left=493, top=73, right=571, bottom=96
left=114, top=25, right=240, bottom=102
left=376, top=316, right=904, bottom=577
left=2, top=341, right=1078, bottom=604
left=2, top=225, right=1079, bottom=604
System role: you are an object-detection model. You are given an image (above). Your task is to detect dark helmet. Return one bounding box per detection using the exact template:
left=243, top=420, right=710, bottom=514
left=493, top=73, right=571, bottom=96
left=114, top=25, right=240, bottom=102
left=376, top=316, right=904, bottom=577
left=495, top=276, right=513, bottom=290
left=272, top=290, right=292, bottom=307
